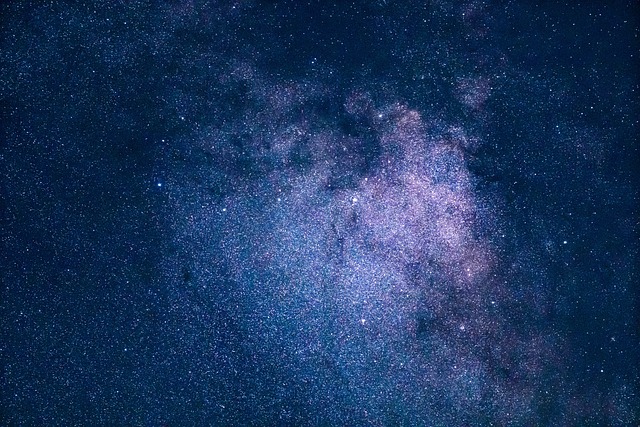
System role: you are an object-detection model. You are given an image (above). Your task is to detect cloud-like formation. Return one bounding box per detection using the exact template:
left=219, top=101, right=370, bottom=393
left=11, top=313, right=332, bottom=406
left=158, top=64, right=566, bottom=424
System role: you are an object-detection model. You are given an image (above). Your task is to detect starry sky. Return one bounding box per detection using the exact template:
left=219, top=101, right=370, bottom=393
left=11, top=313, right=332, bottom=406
left=1, top=1, right=639, bottom=425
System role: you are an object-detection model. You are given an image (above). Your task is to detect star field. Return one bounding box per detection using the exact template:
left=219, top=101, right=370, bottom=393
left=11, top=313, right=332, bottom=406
left=2, top=1, right=638, bottom=425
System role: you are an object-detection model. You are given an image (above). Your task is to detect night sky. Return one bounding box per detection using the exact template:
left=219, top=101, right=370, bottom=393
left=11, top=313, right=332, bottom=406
left=2, top=1, right=639, bottom=425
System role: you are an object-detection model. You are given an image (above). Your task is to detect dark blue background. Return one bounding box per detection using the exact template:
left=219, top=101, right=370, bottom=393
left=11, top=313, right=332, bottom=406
left=2, top=1, right=638, bottom=425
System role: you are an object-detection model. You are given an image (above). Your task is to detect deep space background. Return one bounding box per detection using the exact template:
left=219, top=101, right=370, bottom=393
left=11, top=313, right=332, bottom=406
left=1, top=1, right=639, bottom=425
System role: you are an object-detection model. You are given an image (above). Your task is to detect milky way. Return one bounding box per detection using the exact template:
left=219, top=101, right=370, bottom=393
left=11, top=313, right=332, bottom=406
left=3, top=1, right=637, bottom=425
left=156, top=62, right=566, bottom=424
